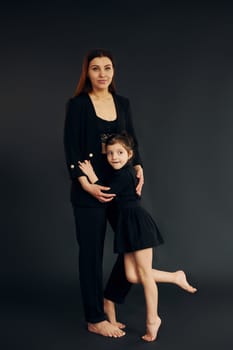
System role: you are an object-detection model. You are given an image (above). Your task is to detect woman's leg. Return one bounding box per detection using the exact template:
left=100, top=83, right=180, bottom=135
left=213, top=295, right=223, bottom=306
left=104, top=202, right=132, bottom=327
left=125, top=248, right=161, bottom=342
left=73, top=206, right=125, bottom=337
left=103, top=254, right=128, bottom=329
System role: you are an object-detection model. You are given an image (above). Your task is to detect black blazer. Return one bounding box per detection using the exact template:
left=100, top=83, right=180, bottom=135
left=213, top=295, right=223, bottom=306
left=64, top=92, right=143, bottom=207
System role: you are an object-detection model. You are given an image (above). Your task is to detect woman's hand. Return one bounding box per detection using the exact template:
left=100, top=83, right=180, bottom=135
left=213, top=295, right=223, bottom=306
left=134, top=165, right=144, bottom=196
left=78, top=175, right=116, bottom=203
left=86, top=183, right=116, bottom=203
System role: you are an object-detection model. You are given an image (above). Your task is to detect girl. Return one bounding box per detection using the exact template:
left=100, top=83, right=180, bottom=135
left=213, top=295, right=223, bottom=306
left=79, top=133, right=197, bottom=342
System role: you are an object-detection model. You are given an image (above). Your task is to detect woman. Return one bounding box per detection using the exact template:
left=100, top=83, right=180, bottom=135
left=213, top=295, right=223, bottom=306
left=63, top=48, right=144, bottom=338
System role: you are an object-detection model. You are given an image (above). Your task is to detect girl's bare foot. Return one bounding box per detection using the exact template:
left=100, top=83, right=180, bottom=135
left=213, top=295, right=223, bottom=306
left=88, top=320, right=125, bottom=338
left=175, top=270, right=197, bottom=293
left=104, top=298, right=126, bottom=329
left=142, top=317, right=161, bottom=342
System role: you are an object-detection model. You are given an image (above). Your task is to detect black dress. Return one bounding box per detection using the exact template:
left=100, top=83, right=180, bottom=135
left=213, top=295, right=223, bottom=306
left=96, top=163, right=164, bottom=253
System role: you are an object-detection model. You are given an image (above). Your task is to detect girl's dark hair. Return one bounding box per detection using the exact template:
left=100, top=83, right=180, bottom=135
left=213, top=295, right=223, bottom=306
left=74, top=48, right=116, bottom=96
left=105, top=132, right=135, bottom=154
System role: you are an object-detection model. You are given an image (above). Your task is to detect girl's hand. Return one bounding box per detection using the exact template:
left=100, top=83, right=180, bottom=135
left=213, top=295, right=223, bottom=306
left=78, top=160, right=95, bottom=178
left=78, top=160, right=99, bottom=184
left=134, top=165, right=144, bottom=196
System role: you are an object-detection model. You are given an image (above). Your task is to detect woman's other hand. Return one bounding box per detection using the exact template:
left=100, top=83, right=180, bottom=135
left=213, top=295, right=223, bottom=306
left=78, top=176, right=116, bottom=203
left=134, top=165, right=144, bottom=196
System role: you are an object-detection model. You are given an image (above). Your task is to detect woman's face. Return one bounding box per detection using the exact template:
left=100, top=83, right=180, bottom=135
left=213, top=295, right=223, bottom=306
left=88, top=56, right=114, bottom=91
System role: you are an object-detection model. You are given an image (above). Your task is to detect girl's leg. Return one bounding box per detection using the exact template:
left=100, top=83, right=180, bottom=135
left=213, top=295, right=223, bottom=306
left=124, top=260, right=197, bottom=293
left=152, top=269, right=197, bottom=292
left=125, top=249, right=161, bottom=342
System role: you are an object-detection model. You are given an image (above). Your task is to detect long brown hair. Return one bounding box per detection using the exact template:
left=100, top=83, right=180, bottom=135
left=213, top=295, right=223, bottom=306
left=74, top=48, right=117, bottom=96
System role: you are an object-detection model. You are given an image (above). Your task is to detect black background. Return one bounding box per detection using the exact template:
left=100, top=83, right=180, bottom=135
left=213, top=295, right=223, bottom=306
left=1, top=0, right=233, bottom=349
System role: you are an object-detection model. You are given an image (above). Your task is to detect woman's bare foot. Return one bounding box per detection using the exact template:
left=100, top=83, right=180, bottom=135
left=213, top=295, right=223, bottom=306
left=175, top=270, right=197, bottom=293
left=88, top=320, right=125, bottom=338
left=104, top=298, right=126, bottom=329
left=142, top=317, right=161, bottom=342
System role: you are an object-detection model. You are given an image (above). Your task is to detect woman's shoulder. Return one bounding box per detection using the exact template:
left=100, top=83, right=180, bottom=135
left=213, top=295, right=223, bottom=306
left=113, top=93, right=130, bottom=105
left=65, top=94, right=90, bottom=121
left=66, top=93, right=89, bottom=107
left=66, top=93, right=88, bottom=103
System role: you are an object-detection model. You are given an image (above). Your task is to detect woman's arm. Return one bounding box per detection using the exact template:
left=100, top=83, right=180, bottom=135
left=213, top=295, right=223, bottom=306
left=78, top=176, right=115, bottom=203
left=134, top=164, right=144, bottom=196
left=124, top=99, right=143, bottom=167
left=124, top=99, right=144, bottom=195
left=64, top=98, right=115, bottom=202
left=64, top=98, right=86, bottom=179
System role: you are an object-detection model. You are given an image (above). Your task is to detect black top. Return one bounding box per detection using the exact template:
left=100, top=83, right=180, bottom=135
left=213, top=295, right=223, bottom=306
left=95, top=163, right=140, bottom=206
left=63, top=93, right=143, bottom=207
left=97, top=117, right=118, bottom=145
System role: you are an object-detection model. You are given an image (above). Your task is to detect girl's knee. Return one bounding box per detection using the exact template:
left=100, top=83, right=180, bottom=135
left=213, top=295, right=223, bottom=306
left=125, top=271, right=139, bottom=284
left=137, top=267, right=152, bottom=282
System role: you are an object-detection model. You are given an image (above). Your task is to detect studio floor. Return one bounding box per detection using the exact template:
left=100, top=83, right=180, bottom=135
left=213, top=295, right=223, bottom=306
left=2, top=280, right=232, bottom=350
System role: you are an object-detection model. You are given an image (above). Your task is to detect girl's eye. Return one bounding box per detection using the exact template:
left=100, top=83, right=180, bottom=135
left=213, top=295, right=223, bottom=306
left=105, top=66, right=112, bottom=70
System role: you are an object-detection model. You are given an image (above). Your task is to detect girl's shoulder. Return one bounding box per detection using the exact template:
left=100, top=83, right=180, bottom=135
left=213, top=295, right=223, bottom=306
left=114, top=164, right=136, bottom=179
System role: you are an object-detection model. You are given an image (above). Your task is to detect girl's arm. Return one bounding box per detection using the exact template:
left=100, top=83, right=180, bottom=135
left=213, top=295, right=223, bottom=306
left=78, top=160, right=99, bottom=184
left=79, top=160, right=130, bottom=196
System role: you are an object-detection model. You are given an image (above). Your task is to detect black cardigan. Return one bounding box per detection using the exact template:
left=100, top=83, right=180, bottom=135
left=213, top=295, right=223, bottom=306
left=63, top=92, right=143, bottom=207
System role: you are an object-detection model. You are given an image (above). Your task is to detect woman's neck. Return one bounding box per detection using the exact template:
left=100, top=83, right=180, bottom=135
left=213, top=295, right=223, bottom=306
left=89, top=89, right=112, bottom=101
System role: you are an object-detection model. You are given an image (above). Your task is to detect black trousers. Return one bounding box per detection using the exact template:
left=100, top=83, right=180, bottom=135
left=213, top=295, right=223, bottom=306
left=73, top=202, right=132, bottom=323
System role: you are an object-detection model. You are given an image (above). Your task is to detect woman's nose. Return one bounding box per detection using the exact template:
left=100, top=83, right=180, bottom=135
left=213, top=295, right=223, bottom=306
left=99, top=69, right=105, bottom=77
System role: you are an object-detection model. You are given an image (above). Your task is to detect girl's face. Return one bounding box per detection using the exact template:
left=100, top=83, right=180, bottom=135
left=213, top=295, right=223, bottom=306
left=106, top=143, right=133, bottom=170
left=88, top=56, right=114, bottom=91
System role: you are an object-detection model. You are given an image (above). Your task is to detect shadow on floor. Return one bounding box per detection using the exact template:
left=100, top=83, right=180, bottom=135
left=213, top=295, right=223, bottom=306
left=1, top=281, right=232, bottom=350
